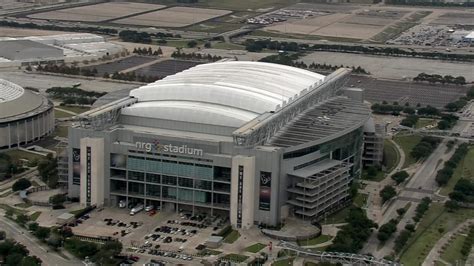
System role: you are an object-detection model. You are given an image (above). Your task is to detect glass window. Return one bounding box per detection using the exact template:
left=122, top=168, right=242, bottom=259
left=162, top=160, right=178, bottom=175
left=195, top=180, right=212, bottom=190
left=162, top=175, right=177, bottom=186
left=128, top=156, right=146, bottom=171
left=194, top=191, right=211, bottom=204
left=110, top=169, right=126, bottom=179
left=110, top=180, right=126, bottom=194
left=162, top=186, right=176, bottom=199
left=178, top=162, right=194, bottom=177
left=196, top=164, right=213, bottom=180
left=128, top=171, right=144, bottom=182
left=178, top=188, right=193, bottom=202
left=128, top=182, right=144, bottom=196
left=146, top=158, right=161, bottom=173
left=146, top=173, right=160, bottom=184
left=213, top=193, right=230, bottom=206
left=178, top=177, right=193, bottom=188
left=146, top=184, right=161, bottom=198
left=214, top=182, right=231, bottom=193
left=214, top=166, right=231, bottom=182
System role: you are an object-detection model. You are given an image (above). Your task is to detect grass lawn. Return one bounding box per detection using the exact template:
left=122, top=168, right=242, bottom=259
left=57, top=106, right=90, bottom=114
left=400, top=204, right=474, bottom=266
left=0, top=204, right=26, bottom=216
left=222, top=253, right=249, bottom=263
left=14, top=202, right=32, bottom=208
left=5, top=149, right=44, bottom=163
left=383, top=139, right=400, bottom=172
left=223, top=229, right=240, bottom=244
left=53, top=126, right=69, bottom=138
left=353, top=193, right=368, bottom=208
left=297, top=235, right=332, bottom=246
left=212, top=42, right=245, bottom=50
left=161, top=39, right=204, bottom=48
left=30, top=211, right=41, bottom=221
left=440, top=147, right=474, bottom=196
left=320, top=207, right=350, bottom=225
left=416, top=118, right=438, bottom=129
left=272, top=257, right=295, bottom=266
left=184, top=22, right=243, bottom=34
left=244, top=243, right=266, bottom=253
left=393, top=135, right=422, bottom=168
left=54, top=109, right=74, bottom=118
left=70, top=208, right=86, bottom=215
left=361, top=169, right=385, bottom=182
left=440, top=233, right=467, bottom=264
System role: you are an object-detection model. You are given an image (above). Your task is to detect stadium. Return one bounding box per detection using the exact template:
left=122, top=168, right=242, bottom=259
left=0, top=79, right=55, bottom=150
left=68, top=61, right=373, bottom=228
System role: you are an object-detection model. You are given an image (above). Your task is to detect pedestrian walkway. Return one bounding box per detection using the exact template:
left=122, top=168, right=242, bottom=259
left=423, top=219, right=474, bottom=266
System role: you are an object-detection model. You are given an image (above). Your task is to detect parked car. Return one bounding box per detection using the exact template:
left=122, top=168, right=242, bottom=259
left=130, top=204, right=144, bottom=216
left=145, top=205, right=155, bottom=212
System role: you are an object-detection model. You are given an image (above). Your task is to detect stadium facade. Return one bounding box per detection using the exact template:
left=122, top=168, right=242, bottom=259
left=0, top=79, right=55, bottom=150
left=68, top=61, right=372, bottom=228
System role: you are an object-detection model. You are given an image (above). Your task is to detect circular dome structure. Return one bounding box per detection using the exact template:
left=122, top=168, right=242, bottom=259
left=124, top=61, right=326, bottom=128
left=0, top=79, right=54, bottom=149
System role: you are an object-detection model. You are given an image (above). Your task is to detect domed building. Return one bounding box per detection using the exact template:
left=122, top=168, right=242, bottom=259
left=0, top=79, right=54, bottom=149
left=68, top=61, right=371, bottom=228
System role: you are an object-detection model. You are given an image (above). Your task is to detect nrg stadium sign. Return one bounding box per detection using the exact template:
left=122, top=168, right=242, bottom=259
left=135, top=139, right=204, bottom=156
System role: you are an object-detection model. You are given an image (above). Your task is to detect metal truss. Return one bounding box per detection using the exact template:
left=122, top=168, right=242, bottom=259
left=278, top=241, right=400, bottom=266
left=232, top=68, right=352, bottom=147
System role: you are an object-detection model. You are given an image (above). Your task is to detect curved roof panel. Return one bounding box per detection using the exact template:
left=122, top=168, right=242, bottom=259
left=121, top=101, right=258, bottom=128
left=0, top=79, right=25, bottom=103
left=0, top=79, right=51, bottom=122
left=125, top=61, right=325, bottom=127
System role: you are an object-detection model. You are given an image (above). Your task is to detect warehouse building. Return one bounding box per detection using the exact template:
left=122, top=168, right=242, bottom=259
left=68, top=61, right=372, bottom=228
left=0, top=79, right=55, bottom=150
left=0, top=39, right=63, bottom=61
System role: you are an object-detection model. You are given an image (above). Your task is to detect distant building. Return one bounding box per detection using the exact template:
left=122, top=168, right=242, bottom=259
left=0, top=40, right=63, bottom=61
left=0, top=79, right=54, bottom=150
left=0, top=33, right=125, bottom=67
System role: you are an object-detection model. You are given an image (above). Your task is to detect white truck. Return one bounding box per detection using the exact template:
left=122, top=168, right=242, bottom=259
left=130, top=204, right=144, bottom=216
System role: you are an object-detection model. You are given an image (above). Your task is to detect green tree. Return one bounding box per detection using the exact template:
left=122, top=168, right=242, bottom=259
left=187, top=40, right=198, bottom=48
left=380, top=185, right=397, bottom=203
left=391, top=171, right=409, bottom=185
left=12, top=178, right=31, bottom=191
left=34, top=227, right=50, bottom=240
left=49, top=194, right=67, bottom=206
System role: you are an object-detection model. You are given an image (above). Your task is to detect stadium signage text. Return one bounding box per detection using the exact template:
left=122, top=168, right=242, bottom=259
left=135, top=140, right=203, bottom=156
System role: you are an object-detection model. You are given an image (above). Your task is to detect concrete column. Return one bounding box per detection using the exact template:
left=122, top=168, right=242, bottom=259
left=80, top=138, right=105, bottom=207
left=230, top=155, right=255, bottom=229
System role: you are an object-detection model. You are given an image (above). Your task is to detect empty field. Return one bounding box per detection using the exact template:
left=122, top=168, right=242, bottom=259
left=27, top=2, right=165, bottom=22
left=113, top=7, right=231, bottom=28
left=430, top=12, right=474, bottom=26
left=83, top=56, right=156, bottom=76
left=135, top=60, right=202, bottom=78
left=262, top=4, right=424, bottom=41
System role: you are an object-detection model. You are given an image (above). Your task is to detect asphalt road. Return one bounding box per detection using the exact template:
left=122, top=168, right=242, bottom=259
left=0, top=214, right=82, bottom=266
left=363, top=140, right=454, bottom=257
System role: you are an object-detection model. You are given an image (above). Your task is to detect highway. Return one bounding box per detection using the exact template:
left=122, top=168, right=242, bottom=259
left=0, top=214, right=82, bottom=266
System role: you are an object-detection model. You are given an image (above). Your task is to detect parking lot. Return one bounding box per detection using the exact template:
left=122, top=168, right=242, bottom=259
left=71, top=207, right=228, bottom=262
left=83, top=56, right=156, bottom=76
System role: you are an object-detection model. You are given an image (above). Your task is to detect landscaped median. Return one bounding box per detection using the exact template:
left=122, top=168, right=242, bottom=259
left=399, top=203, right=474, bottom=266
left=244, top=243, right=266, bottom=253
